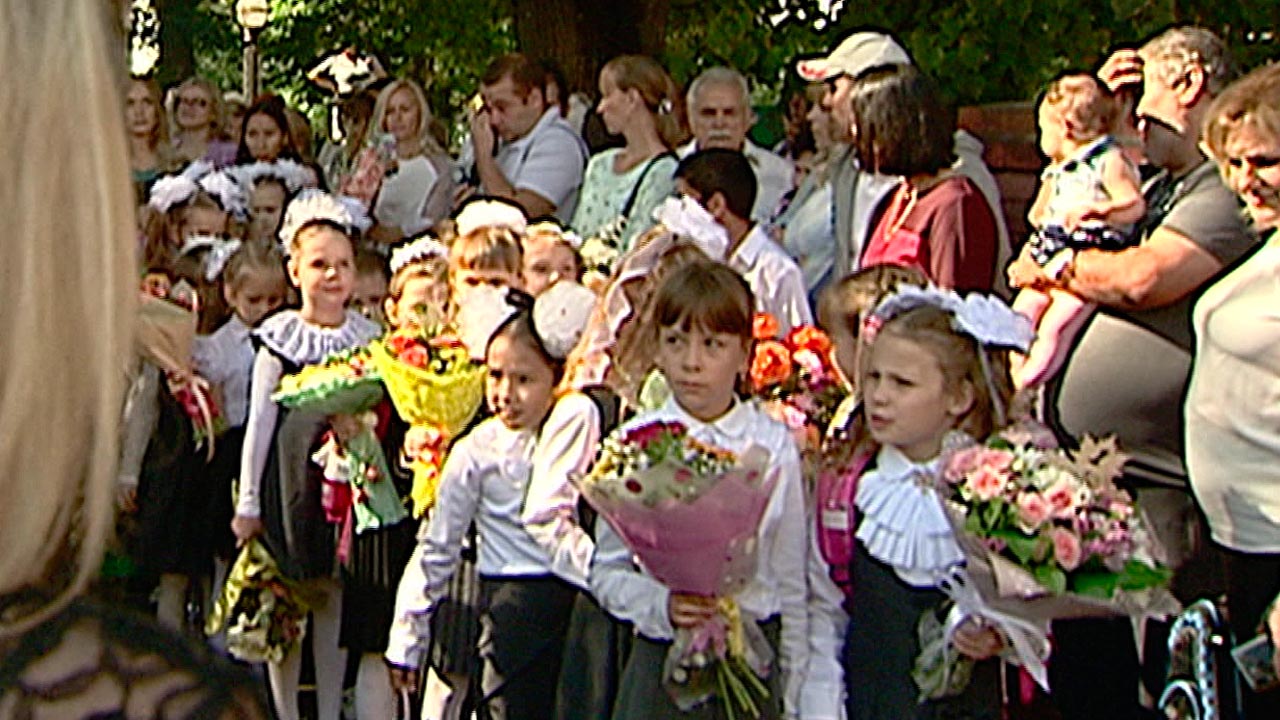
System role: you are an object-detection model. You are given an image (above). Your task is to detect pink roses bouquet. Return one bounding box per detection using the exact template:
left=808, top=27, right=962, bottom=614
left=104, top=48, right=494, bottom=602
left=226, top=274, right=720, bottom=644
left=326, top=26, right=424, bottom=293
left=941, top=432, right=1171, bottom=601
left=577, top=420, right=775, bottom=719
left=914, top=430, right=1178, bottom=698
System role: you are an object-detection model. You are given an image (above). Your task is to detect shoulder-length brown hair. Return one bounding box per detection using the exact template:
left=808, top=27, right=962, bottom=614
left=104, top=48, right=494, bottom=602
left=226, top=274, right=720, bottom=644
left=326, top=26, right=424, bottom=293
left=849, top=65, right=956, bottom=177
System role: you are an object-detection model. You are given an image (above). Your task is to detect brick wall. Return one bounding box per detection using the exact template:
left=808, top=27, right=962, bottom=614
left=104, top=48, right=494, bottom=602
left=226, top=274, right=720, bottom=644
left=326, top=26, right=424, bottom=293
left=958, top=101, right=1041, bottom=244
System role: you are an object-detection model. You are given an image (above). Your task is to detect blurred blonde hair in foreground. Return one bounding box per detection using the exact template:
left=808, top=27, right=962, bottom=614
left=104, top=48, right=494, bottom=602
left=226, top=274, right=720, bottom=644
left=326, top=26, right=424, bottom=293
left=0, top=0, right=134, bottom=632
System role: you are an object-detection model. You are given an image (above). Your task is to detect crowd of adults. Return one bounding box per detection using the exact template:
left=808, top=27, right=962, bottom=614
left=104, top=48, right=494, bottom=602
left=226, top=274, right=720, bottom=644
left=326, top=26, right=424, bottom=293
left=6, top=2, right=1280, bottom=715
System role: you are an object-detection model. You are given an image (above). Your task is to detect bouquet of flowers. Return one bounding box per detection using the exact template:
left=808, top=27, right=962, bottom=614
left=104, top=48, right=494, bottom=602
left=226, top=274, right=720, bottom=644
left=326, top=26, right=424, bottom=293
left=577, top=420, right=776, bottom=720
left=748, top=314, right=846, bottom=457
left=914, top=430, right=1178, bottom=697
left=579, top=215, right=628, bottom=293
left=370, top=326, right=485, bottom=517
left=273, top=345, right=405, bottom=540
left=271, top=345, right=383, bottom=417
left=206, top=539, right=313, bottom=664
left=136, top=290, right=227, bottom=459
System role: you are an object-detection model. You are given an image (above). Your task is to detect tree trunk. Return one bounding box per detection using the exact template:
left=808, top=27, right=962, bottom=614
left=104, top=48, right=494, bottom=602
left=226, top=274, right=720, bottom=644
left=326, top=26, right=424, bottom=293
left=512, top=0, right=670, bottom=96
left=156, top=0, right=197, bottom=87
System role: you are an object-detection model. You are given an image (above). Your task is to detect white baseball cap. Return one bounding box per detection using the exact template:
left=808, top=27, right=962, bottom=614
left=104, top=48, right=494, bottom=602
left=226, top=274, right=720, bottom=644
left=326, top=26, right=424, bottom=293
left=795, top=31, right=912, bottom=82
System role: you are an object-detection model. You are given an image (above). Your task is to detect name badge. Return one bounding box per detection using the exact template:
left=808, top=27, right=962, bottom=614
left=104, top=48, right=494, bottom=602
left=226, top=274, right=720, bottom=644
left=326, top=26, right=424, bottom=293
left=821, top=508, right=850, bottom=530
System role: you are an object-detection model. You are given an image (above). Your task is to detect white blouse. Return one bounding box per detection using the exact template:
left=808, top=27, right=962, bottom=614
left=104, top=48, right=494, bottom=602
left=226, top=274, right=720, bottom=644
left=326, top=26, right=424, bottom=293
left=386, top=418, right=562, bottom=668
left=729, top=224, right=814, bottom=334
left=193, top=316, right=255, bottom=428
left=520, top=391, right=603, bottom=591
left=589, top=397, right=809, bottom=717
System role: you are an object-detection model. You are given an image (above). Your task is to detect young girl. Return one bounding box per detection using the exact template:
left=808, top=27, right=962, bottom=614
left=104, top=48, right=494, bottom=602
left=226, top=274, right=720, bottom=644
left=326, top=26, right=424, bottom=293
left=339, top=236, right=449, bottom=720
left=233, top=159, right=308, bottom=246
left=522, top=221, right=583, bottom=296
left=232, top=189, right=382, bottom=720
left=386, top=284, right=594, bottom=719
left=142, top=168, right=247, bottom=272
left=448, top=223, right=526, bottom=305
left=350, top=248, right=391, bottom=325
left=817, top=264, right=930, bottom=393
left=589, top=260, right=809, bottom=720
left=1010, top=73, right=1146, bottom=389
left=195, top=241, right=289, bottom=562
left=804, top=286, right=1029, bottom=719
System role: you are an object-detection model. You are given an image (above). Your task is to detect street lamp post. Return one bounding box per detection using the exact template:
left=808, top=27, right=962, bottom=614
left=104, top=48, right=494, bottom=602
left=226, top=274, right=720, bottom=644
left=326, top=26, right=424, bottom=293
left=235, top=0, right=270, bottom=100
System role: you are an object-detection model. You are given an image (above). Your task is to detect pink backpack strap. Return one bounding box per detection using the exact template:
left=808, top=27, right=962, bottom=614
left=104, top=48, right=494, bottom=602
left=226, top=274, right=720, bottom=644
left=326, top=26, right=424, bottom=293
left=815, top=447, right=875, bottom=606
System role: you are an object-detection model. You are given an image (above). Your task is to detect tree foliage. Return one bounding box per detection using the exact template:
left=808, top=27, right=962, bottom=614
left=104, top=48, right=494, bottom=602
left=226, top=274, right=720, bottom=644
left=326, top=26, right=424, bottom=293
left=165, top=0, right=1275, bottom=143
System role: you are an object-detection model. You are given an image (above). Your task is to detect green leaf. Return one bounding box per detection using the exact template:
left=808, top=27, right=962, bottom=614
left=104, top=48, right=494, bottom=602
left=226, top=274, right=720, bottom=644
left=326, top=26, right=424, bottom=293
left=1033, top=564, right=1068, bottom=595
left=990, top=528, right=1038, bottom=564
left=1069, top=570, right=1120, bottom=599
left=1117, top=560, right=1173, bottom=591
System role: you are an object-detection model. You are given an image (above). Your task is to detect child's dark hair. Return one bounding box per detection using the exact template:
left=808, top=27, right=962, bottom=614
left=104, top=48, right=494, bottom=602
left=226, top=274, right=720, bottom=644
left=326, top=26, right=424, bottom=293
left=355, top=248, right=389, bottom=282
left=224, top=241, right=286, bottom=292
left=674, top=149, right=758, bottom=221
left=651, top=260, right=754, bottom=342
left=488, top=291, right=565, bottom=382
left=875, top=304, right=1015, bottom=441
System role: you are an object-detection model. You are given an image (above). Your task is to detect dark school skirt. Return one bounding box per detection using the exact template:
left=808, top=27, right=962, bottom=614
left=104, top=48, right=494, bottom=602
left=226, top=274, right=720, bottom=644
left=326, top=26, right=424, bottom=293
left=610, top=617, right=782, bottom=720
left=340, top=516, right=418, bottom=654
left=555, top=592, right=633, bottom=720
left=844, top=542, right=1000, bottom=720
left=132, top=389, right=219, bottom=577
left=472, top=574, right=578, bottom=720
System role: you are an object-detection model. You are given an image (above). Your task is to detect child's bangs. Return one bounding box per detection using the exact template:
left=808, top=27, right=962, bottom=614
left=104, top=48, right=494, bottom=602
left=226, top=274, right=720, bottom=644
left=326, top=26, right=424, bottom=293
left=452, top=227, right=522, bottom=273
left=652, top=265, right=752, bottom=339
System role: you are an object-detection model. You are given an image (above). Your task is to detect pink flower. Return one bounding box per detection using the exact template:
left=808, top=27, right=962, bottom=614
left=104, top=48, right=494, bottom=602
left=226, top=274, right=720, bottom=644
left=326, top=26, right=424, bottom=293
left=780, top=403, right=808, bottom=431
left=792, top=348, right=826, bottom=380
left=979, top=448, right=1015, bottom=473
left=1051, top=528, right=1083, bottom=571
left=1044, top=479, right=1079, bottom=519
left=965, top=466, right=1007, bottom=501
left=1016, top=492, right=1052, bottom=529
left=944, top=445, right=985, bottom=483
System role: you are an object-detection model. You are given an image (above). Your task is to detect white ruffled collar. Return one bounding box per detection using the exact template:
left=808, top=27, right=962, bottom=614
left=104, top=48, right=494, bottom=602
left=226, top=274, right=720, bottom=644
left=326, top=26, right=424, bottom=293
left=254, top=310, right=381, bottom=366
left=855, top=440, right=967, bottom=587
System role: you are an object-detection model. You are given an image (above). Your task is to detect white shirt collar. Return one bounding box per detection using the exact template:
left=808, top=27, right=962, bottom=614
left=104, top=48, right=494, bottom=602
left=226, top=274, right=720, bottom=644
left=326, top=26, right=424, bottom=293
left=729, top=223, right=771, bottom=267
left=500, top=107, right=563, bottom=154
left=658, top=395, right=753, bottom=440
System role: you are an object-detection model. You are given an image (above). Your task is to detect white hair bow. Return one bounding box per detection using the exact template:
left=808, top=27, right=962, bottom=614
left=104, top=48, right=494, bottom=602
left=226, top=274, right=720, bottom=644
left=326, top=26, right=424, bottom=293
left=651, top=195, right=730, bottom=261
left=180, top=235, right=243, bottom=281
left=277, top=189, right=357, bottom=252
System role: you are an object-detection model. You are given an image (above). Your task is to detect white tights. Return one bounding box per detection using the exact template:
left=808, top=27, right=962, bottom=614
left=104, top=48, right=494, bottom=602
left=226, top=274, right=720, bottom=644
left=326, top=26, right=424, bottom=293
left=269, top=578, right=347, bottom=720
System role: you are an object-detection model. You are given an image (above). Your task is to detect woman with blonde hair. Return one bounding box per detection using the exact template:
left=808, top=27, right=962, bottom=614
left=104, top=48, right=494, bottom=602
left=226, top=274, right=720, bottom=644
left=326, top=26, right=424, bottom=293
left=361, top=77, right=456, bottom=243
left=571, top=55, right=687, bottom=253
left=126, top=75, right=179, bottom=204
left=170, top=75, right=237, bottom=167
left=0, top=0, right=266, bottom=714
left=1187, top=61, right=1280, bottom=718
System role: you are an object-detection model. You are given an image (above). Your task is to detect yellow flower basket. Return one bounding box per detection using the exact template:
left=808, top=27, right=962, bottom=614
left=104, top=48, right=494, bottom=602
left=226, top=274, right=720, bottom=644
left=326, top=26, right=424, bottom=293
left=369, top=339, right=486, bottom=439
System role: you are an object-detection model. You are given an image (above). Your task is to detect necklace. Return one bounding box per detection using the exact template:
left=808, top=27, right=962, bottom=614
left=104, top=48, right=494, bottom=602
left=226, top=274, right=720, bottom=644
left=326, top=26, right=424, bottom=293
left=882, top=182, right=919, bottom=240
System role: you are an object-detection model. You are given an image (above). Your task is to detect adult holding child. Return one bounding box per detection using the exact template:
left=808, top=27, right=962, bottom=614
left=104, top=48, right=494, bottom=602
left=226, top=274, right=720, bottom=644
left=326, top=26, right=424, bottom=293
left=1006, top=26, right=1255, bottom=719
left=571, top=55, right=686, bottom=254
left=1188, top=61, right=1280, bottom=719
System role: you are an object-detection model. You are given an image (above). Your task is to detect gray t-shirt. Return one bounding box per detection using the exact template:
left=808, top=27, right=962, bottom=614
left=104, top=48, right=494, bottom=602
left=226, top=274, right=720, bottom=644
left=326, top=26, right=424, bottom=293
left=1048, top=160, right=1257, bottom=486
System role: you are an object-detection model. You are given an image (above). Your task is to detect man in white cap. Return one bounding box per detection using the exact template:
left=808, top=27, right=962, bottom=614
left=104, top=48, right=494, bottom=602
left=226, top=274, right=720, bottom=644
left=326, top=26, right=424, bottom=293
left=677, top=66, right=795, bottom=225
left=796, top=30, right=1011, bottom=296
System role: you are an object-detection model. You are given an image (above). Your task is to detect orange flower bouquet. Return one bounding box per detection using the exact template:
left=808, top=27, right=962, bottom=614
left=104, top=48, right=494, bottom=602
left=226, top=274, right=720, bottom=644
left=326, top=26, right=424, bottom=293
left=748, top=314, right=846, bottom=454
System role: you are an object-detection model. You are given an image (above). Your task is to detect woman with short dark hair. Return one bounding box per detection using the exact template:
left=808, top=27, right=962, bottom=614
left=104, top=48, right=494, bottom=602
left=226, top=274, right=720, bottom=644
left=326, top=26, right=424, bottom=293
left=852, top=65, right=998, bottom=291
